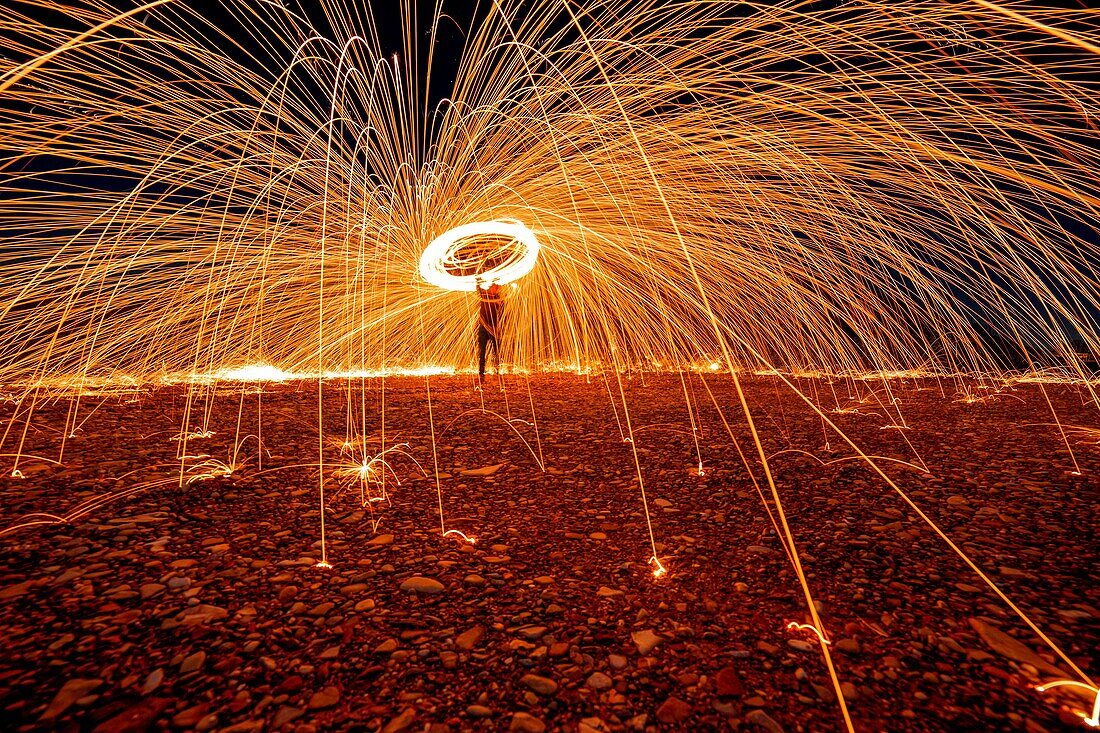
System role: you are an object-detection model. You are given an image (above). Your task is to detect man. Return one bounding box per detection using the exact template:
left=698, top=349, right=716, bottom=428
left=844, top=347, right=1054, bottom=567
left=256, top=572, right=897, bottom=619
left=475, top=277, right=505, bottom=390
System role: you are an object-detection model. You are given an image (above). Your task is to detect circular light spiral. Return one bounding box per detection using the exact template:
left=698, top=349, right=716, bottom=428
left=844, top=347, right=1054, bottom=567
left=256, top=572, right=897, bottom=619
left=419, top=220, right=541, bottom=292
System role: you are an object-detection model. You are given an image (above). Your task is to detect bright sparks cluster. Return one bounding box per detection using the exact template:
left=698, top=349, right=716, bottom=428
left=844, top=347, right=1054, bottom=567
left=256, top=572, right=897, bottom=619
left=0, top=1, right=1098, bottom=383
left=2, top=4, right=1100, bottom=729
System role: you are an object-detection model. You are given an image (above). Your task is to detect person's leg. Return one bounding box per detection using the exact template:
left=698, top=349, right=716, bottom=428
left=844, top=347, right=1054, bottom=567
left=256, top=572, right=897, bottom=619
left=488, top=333, right=501, bottom=388
left=477, top=326, right=489, bottom=387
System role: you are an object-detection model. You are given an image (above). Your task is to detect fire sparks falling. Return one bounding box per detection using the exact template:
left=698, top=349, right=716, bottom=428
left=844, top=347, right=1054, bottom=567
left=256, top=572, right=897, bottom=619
left=1, top=1, right=1099, bottom=729
left=1, top=1, right=1099, bottom=378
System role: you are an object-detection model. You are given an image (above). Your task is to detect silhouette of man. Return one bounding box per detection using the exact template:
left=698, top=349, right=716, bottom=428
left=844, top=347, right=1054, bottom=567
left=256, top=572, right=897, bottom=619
left=475, top=277, right=505, bottom=390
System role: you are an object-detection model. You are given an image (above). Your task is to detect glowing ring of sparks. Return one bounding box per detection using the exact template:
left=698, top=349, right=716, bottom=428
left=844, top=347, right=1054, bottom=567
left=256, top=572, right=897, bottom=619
left=419, top=220, right=540, bottom=292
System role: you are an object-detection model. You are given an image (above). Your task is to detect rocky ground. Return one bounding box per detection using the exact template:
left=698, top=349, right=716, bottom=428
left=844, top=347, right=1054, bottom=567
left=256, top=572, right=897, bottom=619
left=0, top=373, right=1097, bottom=732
